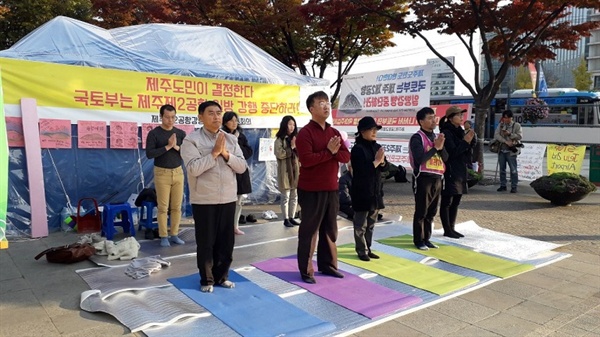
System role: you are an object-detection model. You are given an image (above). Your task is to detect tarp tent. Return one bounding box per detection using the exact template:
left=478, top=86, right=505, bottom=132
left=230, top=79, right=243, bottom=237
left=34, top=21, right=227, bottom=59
left=1, top=16, right=328, bottom=237
left=2, top=16, right=328, bottom=86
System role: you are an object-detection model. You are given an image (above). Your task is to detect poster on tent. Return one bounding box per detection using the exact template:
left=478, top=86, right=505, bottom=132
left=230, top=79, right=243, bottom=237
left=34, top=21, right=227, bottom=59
left=78, top=121, right=107, bottom=148
left=110, top=121, right=138, bottom=149
left=5, top=116, right=24, bottom=147
left=258, top=138, right=276, bottom=161
left=141, top=123, right=160, bottom=149
left=0, top=68, right=8, bottom=248
left=0, top=58, right=309, bottom=129
left=517, top=143, right=546, bottom=181
left=334, top=65, right=434, bottom=134
left=546, top=144, right=586, bottom=175
left=39, top=119, right=72, bottom=148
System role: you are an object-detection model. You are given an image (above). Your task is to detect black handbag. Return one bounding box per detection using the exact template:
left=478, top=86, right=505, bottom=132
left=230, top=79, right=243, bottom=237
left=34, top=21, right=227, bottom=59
left=35, top=243, right=96, bottom=264
left=489, top=140, right=501, bottom=153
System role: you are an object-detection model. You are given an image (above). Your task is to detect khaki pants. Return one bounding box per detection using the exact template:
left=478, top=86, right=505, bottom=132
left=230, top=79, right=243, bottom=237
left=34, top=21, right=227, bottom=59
left=154, top=166, right=184, bottom=238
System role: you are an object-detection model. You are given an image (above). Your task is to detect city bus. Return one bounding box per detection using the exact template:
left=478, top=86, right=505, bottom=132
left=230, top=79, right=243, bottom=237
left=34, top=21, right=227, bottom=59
left=431, top=89, right=600, bottom=144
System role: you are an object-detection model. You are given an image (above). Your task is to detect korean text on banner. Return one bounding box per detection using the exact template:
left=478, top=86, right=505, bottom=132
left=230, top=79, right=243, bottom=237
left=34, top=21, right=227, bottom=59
left=336, top=65, right=432, bottom=120
left=0, top=58, right=301, bottom=127
left=547, top=144, right=586, bottom=175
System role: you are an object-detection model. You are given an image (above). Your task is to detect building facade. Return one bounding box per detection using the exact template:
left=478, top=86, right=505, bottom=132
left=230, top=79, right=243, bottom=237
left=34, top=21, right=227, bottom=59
left=428, top=56, right=456, bottom=96
left=589, top=9, right=600, bottom=90
left=480, top=7, right=594, bottom=93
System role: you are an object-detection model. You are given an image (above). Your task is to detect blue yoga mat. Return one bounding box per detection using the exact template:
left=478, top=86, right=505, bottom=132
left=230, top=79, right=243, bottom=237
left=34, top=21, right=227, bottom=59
left=169, top=271, right=336, bottom=337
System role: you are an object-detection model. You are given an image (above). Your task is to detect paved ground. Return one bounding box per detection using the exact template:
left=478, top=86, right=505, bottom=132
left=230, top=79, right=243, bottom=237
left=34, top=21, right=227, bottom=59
left=1, top=155, right=599, bottom=337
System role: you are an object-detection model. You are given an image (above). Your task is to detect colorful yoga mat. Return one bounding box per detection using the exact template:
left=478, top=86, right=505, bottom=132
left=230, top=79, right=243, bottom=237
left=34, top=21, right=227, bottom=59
left=377, top=235, right=534, bottom=278
left=337, top=245, right=478, bottom=295
left=168, top=271, right=336, bottom=337
left=253, top=255, right=422, bottom=319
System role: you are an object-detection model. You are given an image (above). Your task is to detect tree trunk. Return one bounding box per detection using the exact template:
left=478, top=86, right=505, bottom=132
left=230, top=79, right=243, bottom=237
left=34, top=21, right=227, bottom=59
left=473, top=105, right=490, bottom=173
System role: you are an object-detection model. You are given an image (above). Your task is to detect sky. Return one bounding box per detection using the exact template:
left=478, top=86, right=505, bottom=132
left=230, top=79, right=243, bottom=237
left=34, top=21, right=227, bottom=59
left=323, top=30, right=480, bottom=96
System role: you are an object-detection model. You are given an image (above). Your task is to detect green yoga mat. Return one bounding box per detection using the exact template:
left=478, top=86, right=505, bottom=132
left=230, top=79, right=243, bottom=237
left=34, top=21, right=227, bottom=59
left=337, top=245, right=478, bottom=295
left=377, top=235, right=534, bottom=278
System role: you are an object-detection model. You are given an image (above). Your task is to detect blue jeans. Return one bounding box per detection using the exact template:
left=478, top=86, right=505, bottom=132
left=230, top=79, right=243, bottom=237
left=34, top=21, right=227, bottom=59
left=498, top=152, right=518, bottom=188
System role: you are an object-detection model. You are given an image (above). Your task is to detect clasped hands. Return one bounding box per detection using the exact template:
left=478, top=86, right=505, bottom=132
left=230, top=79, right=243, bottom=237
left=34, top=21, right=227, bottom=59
left=211, top=132, right=230, bottom=161
left=327, top=136, right=342, bottom=155
left=167, top=134, right=179, bottom=151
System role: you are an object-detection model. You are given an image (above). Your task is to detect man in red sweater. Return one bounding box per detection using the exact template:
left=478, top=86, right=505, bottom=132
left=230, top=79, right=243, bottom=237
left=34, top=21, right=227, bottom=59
left=295, top=91, right=350, bottom=284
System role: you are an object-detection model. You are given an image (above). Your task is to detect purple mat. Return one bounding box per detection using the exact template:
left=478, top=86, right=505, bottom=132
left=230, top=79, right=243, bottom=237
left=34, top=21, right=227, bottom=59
left=253, top=255, right=422, bottom=319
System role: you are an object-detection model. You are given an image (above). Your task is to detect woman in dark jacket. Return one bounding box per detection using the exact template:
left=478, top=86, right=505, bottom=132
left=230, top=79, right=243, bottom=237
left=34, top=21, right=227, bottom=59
left=439, top=106, right=475, bottom=238
left=350, top=117, right=385, bottom=261
left=222, top=111, right=253, bottom=235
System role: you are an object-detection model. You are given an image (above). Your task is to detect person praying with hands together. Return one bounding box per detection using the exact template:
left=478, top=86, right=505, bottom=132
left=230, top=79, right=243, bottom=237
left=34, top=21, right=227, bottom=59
left=181, top=101, right=247, bottom=293
left=409, top=107, right=449, bottom=251
left=350, top=116, right=386, bottom=261
left=295, top=91, right=350, bottom=284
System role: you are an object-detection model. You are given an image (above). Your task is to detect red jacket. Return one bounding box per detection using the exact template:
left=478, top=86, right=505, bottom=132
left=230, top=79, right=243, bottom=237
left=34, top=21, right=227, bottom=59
left=296, top=120, right=350, bottom=191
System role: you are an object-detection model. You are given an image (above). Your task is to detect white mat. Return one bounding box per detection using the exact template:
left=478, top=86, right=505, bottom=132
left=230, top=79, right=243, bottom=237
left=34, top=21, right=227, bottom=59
left=432, top=220, right=566, bottom=261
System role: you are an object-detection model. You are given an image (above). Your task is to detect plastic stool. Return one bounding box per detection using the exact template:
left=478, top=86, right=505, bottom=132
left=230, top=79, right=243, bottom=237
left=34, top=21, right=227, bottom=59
left=102, top=203, right=136, bottom=240
left=138, top=201, right=171, bottom=231
left=138, top=201, right=159, bottom=230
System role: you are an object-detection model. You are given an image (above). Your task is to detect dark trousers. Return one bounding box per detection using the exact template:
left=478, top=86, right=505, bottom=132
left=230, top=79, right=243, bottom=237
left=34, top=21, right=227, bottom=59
left=353, top=210, right=378, bottom=255
left=440, top=194, right=463, bottom=234
left=412, top=175, right=442, bottom=245
left=192, top=202, right=236, bottom=286
left=297, top=189, right=339, bottom=278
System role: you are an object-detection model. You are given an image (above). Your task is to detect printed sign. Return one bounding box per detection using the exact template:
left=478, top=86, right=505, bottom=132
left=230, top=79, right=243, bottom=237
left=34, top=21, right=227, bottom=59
left=547, top=144, right=586, bottom=175
left=334, top=65, right=432, bottom=134
left=333, top=103, right=471, bottom=135
left=348, top=138, right=411, bottom=168
left=517, top=143, right=547, bottom=181
left=258, top=138, right=276, bottom=162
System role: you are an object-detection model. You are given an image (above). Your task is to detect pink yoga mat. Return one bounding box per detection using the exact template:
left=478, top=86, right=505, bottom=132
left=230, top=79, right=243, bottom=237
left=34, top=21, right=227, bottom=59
left=253, top=255, right=422, bottom=319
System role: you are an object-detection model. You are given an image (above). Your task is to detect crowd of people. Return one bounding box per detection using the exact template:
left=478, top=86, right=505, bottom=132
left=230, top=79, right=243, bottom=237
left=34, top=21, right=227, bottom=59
left=144, top=93, right=522, bottom=290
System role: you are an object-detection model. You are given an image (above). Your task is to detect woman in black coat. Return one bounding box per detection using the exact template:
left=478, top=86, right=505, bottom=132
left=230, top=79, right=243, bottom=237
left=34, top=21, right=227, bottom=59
left=222, top=111, right=253, bottom=235
left=439, top=107, right=475, bottom=238
left=350, top=117, right=385, bottom=261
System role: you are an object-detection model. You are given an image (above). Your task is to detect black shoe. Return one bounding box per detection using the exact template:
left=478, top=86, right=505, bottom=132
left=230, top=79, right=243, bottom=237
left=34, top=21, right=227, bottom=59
left=302, top=275, right=316, bottom=284
left=246, top=214, right=257, bottom=223
left=424, top=241, right=439, bottom=249
left=283, top=219, right=294, bottom=227
left=443, top=232, right=461, bottom=239
left=239, top=215, right=246, bottom=224
left=454, top=231, right=465, bottom=238
left=321, top=269, right=344, bottom=278
left=497, top=186, right=507, bottom=192
left=358, top=254, right=370, bottom=261
left=367, top=252, right=380, bottom=259
left=289, top=218, right=300, bottom=226
left=377, top=213, right=383, bottom=221
left=510, top=187, right=517, bottom=193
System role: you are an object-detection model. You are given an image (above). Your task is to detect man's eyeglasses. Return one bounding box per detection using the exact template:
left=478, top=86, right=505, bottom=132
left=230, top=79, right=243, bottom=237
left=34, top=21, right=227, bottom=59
left=319, top=101, right=331, bottom=108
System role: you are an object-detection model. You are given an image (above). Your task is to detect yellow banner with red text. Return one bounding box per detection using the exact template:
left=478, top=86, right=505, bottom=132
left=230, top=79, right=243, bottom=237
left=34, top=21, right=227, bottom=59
left=0, top=58, right=309, bottom=128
